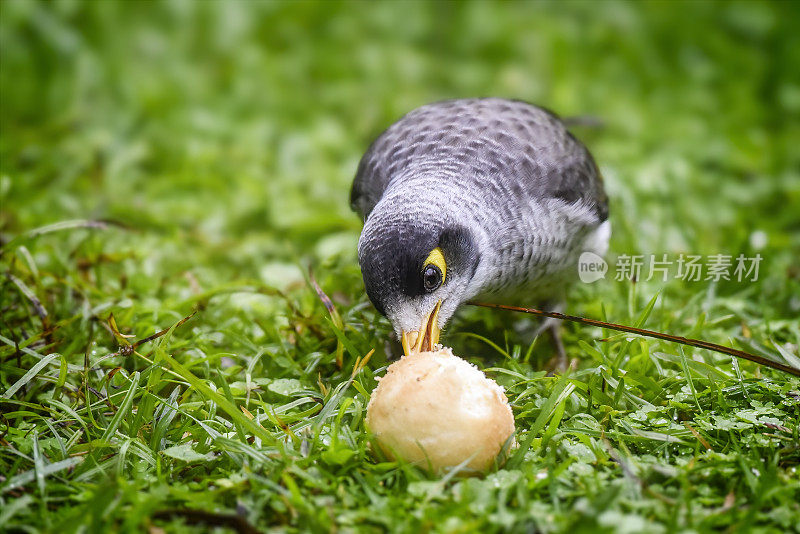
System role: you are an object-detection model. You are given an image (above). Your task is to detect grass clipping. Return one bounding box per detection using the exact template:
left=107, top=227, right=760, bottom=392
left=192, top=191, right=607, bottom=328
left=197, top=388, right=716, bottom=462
left=366, top=347, right=515, bottom=474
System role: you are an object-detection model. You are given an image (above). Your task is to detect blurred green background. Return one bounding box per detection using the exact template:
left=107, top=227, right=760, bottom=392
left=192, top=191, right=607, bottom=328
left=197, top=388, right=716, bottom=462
left=3, top=0, right=798, bottom=252
left=2, top=1, right=800, bottom=532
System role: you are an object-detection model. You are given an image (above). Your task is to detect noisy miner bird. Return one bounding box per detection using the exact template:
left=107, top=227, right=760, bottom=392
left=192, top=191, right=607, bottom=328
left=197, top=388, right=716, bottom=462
left=351, top=98, right=610, bottom=367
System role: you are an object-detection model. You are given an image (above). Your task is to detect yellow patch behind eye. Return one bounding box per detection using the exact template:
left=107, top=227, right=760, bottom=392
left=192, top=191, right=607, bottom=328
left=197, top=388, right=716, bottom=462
left=424, top=247, right=447, bottom=283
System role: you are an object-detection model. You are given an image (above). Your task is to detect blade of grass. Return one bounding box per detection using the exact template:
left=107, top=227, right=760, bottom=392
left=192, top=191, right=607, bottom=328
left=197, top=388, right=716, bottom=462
left=98, top=372, right=139, bottom=445
left=508, top=372, right=575, bottom=468
left=157, top=350, right=276, bottom=445
left=2, top=352, right=59, bottom=398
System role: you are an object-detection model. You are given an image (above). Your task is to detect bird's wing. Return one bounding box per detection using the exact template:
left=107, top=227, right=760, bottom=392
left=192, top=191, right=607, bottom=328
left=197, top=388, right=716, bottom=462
left=350, top=98, right=608, bottom=222
left=350, top=136, right=394, bottom=221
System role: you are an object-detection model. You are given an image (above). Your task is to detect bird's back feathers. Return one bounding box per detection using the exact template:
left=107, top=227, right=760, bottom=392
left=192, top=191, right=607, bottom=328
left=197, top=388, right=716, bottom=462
left=350, top=98, right=608, bottom=223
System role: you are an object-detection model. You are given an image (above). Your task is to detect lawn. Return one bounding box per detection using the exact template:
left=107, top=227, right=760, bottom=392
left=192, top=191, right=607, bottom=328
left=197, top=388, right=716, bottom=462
left=1, top=1, right=799, bottom=532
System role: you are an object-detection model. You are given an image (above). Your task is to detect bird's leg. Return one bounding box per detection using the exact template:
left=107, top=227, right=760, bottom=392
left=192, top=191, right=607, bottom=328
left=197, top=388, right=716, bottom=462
left=538, top=300, right=573, bottom=373
left=544, top=321, right=569, bottom=373
left=518, top=312, right=570, bottom=372
left=512, top=299, right=572, bottom=372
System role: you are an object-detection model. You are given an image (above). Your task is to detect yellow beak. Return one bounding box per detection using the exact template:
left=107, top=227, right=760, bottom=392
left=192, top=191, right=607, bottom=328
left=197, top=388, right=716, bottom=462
left=401, top=300, right=442, bottom=356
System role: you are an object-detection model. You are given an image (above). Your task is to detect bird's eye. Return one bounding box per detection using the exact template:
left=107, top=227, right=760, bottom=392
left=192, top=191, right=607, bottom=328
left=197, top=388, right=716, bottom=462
left=421, top=247, right=446, bottom=292
left=423, top=265, right=442, bottom=292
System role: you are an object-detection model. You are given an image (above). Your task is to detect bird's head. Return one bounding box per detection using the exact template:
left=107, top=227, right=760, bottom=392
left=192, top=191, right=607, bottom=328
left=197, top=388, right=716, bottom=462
left=358, top=210, right=480, bottom=356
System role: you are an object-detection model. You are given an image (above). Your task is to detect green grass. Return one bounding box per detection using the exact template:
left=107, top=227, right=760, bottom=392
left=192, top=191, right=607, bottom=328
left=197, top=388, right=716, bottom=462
left=2, top=1, right=800, bottom=532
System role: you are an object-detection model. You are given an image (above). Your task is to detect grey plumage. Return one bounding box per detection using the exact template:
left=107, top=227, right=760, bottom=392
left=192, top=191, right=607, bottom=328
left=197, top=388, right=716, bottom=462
left=352, top=98, right=607, bottom=222
left=352, top=98, right=610, bottom=343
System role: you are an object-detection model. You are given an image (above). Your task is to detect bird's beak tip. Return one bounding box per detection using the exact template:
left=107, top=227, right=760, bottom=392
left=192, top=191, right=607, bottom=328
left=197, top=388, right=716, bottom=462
left=401, top=301, right=442, bottom=356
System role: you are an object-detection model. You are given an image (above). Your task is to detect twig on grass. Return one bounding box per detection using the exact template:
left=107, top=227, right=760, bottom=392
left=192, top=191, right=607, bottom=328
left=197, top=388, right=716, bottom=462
left=308, top=266, right=344, bottom=368
left=108, top=310, right=198, bottom=357
left=468, top=301, right=800, bottom=377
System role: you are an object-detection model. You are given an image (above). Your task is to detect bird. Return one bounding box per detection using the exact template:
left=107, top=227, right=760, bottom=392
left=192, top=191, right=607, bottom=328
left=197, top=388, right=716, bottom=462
left=351, top=98, right=610, bottom=368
